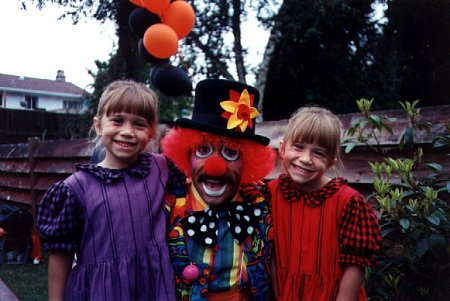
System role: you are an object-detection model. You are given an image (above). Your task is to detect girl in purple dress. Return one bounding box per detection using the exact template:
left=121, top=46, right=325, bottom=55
left=37, top=80, right=186, bottom=301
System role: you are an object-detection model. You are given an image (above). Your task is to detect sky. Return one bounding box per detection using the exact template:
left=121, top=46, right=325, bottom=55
left=0, top=1, right=386, bottom=93
left=0, top=0, right=272, bottom=92
left=0, top=0, right=117, bottom=91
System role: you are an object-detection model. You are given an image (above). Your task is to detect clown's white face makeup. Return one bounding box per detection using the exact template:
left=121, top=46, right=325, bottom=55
left=190, top=141, right=242, bottom=207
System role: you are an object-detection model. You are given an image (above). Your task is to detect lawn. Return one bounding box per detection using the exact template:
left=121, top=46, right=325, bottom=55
left=0, top=252, right=48, bottom=301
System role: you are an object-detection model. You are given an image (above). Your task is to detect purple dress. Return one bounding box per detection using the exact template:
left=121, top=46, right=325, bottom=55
left=37, top=153, right=186, bottom=301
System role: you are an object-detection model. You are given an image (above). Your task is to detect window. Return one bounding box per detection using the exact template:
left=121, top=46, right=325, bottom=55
left=63, top=100, right=82, bottom=111
left=24, top=96, right=38, bottom=109
left=0, top=91, right=4, bottom=107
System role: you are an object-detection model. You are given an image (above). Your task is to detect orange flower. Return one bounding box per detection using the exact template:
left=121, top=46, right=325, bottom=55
left=220, top=89, right=260, bottom=132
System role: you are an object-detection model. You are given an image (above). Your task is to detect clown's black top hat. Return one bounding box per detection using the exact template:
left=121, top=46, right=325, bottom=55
left=175, top=79, right=270, bottom=145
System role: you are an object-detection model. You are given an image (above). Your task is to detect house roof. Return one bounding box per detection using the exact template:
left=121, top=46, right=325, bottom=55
left=0, top=72, right=86, bottom=97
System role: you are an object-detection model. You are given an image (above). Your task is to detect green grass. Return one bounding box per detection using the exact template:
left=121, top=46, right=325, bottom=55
left=0, top=252, right=48, bottom=301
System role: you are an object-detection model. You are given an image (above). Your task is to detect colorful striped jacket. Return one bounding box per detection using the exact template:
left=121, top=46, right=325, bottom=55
left=166, top=184, right=273, bottom=301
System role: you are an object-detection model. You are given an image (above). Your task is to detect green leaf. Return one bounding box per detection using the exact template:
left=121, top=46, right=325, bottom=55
left=350, top=119, right=361, bottom=127
left=381, top=122, right=394, bottom=135
left=415, top=237, right=430, bottom=258
left=400, top=127, right=414, bottom=148
left=399, top=135, right=405, bottom=150
left=385, top=116, right=398, bottom=122
left=421, top=173, right=440, bottom=182
left=425, top=215, right=440, bottom=226
left=434, top=141, right=447, bottom=148
left=399, top=218, right=410, bottom=230
left=381, top=227, right=395, bottom=238
left=429, top=234, right=447, bottom=248
left=346, top=127, right=356, bottom=136
left=369, top=115, right=382, bottom=128
left=344, top=142, right=358, bottom=154
left=418, top=121, right=431, bottom=132
left=426, top=163, right=442, bottom=173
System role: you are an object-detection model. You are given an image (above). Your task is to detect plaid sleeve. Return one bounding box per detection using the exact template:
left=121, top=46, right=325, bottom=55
left=338, top=193, right=382, bottom=267
left=36, top=181, right=81, bottom=252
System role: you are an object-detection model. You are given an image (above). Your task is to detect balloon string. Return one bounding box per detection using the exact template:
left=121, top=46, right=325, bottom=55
left=177, top=52, right=190, bottom=72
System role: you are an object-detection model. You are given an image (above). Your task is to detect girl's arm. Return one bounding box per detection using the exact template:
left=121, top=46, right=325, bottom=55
left=48, top=251, right=74, bottom=301
left=336, top=264, right=363, bottom=301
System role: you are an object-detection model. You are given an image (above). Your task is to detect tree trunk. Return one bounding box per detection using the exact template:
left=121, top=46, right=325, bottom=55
left=255, top=0, right=285, bottom=120
left=232, top=0, right=246, bottom=82
left=115, top=1, right=141, bottom=80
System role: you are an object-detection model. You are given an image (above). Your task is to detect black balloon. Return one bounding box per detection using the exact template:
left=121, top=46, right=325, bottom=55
left=151, top=64, right=193, bottom=97
left=129, top=8, right=161, bottom=37
left=138, top=39, right=170, bottom=64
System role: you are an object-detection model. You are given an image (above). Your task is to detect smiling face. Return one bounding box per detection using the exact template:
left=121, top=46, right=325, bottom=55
left=279, top=107, right=343, bottom=192
left=94, top=112, right=152, bottom=169
left=279, top=139, right=336, bottom=192
left=189, top=140, right=243, bottom=207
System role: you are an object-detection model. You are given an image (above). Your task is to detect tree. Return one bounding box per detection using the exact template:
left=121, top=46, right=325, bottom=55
left=25, top=0, right=193, bottom=125
left=29, top=0, right=447, bottom=123
left=381, top=0, right=450, bottom=107
left=179, top=0, right=280, bottom=84
left=261, top=0, right=399, bottom=120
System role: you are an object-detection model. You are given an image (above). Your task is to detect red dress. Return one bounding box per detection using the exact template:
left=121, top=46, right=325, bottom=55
left=269, top=175, right=381, bottom=301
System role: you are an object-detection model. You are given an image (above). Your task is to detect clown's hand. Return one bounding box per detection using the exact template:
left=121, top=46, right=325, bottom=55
left=240, top=181, right=268, bottom=202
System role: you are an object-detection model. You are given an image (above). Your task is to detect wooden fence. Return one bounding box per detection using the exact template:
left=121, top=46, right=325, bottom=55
left=0, top=108, right=86, bottom=144
left=0, top=106, right=449, bottom=217
left=0, top=138, right=93, bottom=216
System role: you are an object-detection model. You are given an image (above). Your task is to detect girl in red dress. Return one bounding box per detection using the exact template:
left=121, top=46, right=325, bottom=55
left=268, top=106, right=382, bottom=301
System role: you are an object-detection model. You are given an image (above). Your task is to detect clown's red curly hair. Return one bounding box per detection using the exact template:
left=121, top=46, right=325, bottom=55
left=162, top=128, right=275, bottom=184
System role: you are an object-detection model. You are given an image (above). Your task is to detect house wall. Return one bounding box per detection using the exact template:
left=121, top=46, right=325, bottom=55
left=1, top=92, right=23, bottom=109
left=2, top=90, right=85, bottom=112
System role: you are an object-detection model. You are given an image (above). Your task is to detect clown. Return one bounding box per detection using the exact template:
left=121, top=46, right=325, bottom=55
left=162, top=79, right=275, bottom=301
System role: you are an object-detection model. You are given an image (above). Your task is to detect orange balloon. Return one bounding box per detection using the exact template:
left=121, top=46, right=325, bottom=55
left=142, top=0, right=170, bottom=15
left=143, top=24, right=179, bottom=59
left=162, top=1, right=195, bottom=39
left=129, top=0, right=143, bottom=7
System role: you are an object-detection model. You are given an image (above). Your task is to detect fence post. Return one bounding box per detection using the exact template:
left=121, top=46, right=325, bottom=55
left=27, top=137, right=39, bottom=217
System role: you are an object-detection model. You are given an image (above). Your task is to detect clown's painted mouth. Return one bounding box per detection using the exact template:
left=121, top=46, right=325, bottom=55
left=202, top=178, right=227, bottom=196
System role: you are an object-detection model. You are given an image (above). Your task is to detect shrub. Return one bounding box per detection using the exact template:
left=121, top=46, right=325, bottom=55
left=344, top=99, right=450, bottom=301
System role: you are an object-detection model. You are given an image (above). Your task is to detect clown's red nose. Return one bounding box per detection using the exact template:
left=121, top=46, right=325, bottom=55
left=203, top=156, right=227, bottom=177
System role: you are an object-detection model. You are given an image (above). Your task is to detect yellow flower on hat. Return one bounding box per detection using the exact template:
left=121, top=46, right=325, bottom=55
left=220, top=89, right=260, bottom=132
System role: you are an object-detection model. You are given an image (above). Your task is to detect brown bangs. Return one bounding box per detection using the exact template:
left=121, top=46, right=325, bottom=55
left=104, top=87, right=157, bottom=123
left=285, top=108, right=342, bottom=159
